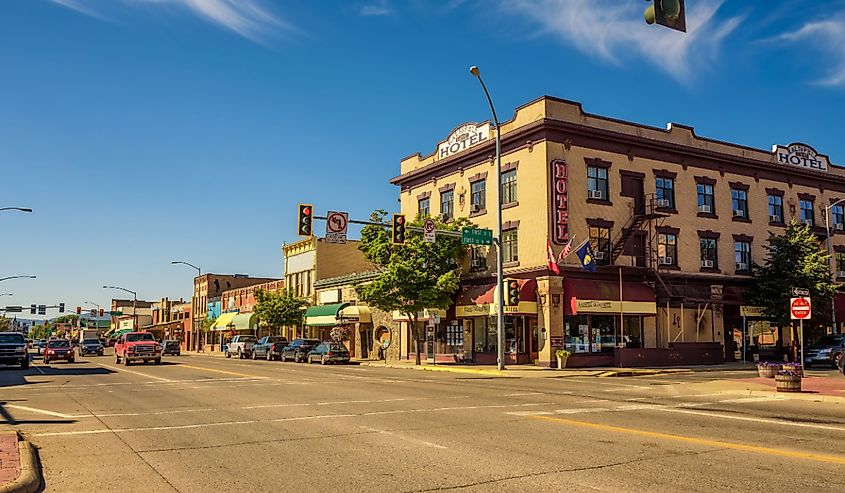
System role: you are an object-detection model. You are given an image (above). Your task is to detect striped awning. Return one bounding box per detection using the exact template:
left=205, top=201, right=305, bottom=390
left=211, top=312, right=238, bottom=331
left=305, top=303, right=349, bottom=327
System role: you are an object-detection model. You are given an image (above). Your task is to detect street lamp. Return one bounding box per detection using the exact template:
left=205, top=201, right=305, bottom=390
left=0, top=276, right=36, bottom=282
left=0, top=207, right=32, bottom=213
left=172, top=261, right=202, bottom=351
left=825, top=199, right=845, bottom=333
left=469, top=65, right=505, bottom=371
left=103, top=285, right=138, bottom=330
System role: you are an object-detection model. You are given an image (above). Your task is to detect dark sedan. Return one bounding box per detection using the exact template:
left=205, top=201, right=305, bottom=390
left=307, top=342, right=350, bottom=365
left=162, top=340, right=181, bottom=356
left=804, top=335, right=845, bottom=369
left=44, top=339, right=75, bottom=364
left=281, top=338, right=320, bottom=363
left=252, top=336, right=287, bottom=361
left=79, top=338, right=104, bottom=356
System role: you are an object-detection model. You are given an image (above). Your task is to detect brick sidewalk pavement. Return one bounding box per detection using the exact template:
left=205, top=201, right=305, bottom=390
left=0, top=433, right=20, bottom=488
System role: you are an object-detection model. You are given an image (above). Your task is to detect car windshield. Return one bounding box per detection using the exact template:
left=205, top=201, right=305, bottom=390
left=239, top=336, right=257, bottom=342
left=126, top=333, right=155, bottom=342
left=165, top=341, right=179, bottom=347
left=268, top=336, right=285, bottom=343
left=48, top=340, right=70, bottom=348
left=811, top=335, right=844, bottom=348
left=82, top=339, right=100, bottom=345
left=0, top=334, right=24, bottom=344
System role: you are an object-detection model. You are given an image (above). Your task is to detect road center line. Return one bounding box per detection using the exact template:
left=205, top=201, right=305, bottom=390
left=174, top=364, right=270, bottom=379
left=5, top=404, right=85, bottom=419
left=360, top=425, right=447, bottom=449
left=657, top=407, right=845, bottom=432
left=96, top=363, right=172, bottom=382
left=532, top=415, right=845, bottom=465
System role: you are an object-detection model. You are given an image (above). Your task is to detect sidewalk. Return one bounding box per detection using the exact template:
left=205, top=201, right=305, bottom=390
left=0, top=432, right=40, bottom=493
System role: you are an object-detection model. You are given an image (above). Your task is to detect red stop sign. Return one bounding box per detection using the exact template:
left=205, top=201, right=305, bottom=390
left=790, top=297, right=811, bottom=320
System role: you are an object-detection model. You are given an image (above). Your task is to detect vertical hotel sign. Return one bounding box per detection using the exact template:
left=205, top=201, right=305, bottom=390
left=550, top=159, right=569, bottom=244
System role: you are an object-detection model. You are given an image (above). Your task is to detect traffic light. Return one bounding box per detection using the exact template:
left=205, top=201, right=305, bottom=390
left=99, top=308, right=105, bottom=317
left=504, top=278, right=520, bottom=306
left=37, top=305, right=46, bottom=316
left=644, top=0, right=686, bottom=32
left=30, top=304, right=36, bottom=315
left=59, top=303, right=65, bottom=313
left=76, top=306, right=81, bottom=315
left=391, top=214, right=406, bottom=245
left=298, top=204, right=314, bottom=237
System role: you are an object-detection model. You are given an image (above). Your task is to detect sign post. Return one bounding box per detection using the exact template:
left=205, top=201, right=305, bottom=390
left=423, top=218, right=436, bottom=243
left=325, top=211, right=349, bottom=244
left=790, top=296, right=812, bottom=369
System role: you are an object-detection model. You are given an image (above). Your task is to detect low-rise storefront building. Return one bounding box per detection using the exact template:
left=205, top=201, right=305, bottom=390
left=391, top=96, right=845, bottom=367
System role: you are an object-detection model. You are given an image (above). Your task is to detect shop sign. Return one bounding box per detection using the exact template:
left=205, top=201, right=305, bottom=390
left=739, top=305, right=766, bottom=317
left=773, top=143, right=830, bottom=172
left=572, top=299, right=657, bottom=315
left=550, top=159, right=569, bottom=244
left=455, top=302, right=539, bottom=317
left=549, top=336, right=564, bottom=348
left=437, top=123, right=490, bottom=160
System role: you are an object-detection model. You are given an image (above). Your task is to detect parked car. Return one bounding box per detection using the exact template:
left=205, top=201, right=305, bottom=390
left=0, top=332, right=29, bottom=369
left=839, top=351, right=845, bottom=375
left=114, top=332, right=162, bottom=366
left=281, top=338, right=320, bottom=363
left=79, top=338, right=104, bottom=356
left=803, top=334, right=845, bottom=369
left=162, top=340, right=181, bottom=356
left=252, top=336, right=288, bottom=361
left=34, top=339, right=47, bottom=355
left=43, top=339, right=75, bottom=364
left=225, top=335, right=257, bottom=359
left=307, top=342, right=350, bottom=365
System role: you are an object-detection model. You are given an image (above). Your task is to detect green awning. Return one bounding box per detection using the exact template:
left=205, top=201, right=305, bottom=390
left=211, top=311, right=239, bottom=331
left=305, top=303, right=349, bottom=327
left=230, top=313, right=259, bottom=331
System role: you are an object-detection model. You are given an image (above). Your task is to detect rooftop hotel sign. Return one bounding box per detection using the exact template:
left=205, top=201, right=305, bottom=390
left=773, top=143, right=830, bottom=172
left=437, top=123, right=491, bottom=160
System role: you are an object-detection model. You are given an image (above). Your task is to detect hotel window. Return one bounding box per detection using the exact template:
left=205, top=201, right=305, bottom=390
left=588, top=226, right=611, bottom=264
left=697, top=183, right=715, bottom=214
left=836, top=252, right=845, bottom=275
left=699, top=237, right=717, bottom=269
left=657, top=233, right=677, bottom=266
left=735, top=241, right=751, bottom=271
left=587, top=166, right=608, bottom=201
left=501, top=170, right=517, bottom=205
left=418, top=197, right=430, bottom=217
left=800, top=199, right=814, bottom=226
left=768, top=194, right=784, bottom=223
left=656, top=177, right=675, bottom=209
left=502, top=228, right=518, bottom=263
left=832, top=204, right=845, bottom=231
left=731, top=189, right=748, bottom=219
left=440, top=190, right=454, bottom=220
left=470, top=180, right=486, bottom=212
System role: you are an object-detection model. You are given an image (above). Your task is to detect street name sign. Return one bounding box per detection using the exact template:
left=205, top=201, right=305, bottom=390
left=325, top=211, right=349, bottom=244
left=423, top=219, right=436, bottom=243
left=790, top=297, right=811, bottom=320
left=461, top=227, right=493, bottom=246
left=791, top=287, right=810, bottom=297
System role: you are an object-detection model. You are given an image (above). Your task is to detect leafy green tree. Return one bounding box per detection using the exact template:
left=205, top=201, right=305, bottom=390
left=747, top=221, right=838, bottom=345
left=53, top=314, right=79, bottom=325
left=0, top=316, right=9, bottom=332
left=29, top=324, right=49, bottom=339
left=253, top=288, right=308, bottom=335
left=356, top=210, right=473, bottom=365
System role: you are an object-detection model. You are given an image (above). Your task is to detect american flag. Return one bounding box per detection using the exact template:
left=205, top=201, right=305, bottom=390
left=558, top=235, right=575, bottom=263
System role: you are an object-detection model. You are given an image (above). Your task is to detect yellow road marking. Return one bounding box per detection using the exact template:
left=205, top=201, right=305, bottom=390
left=533, top=415, right=845, bottom=465
left=177, top=364, right=268, bottom=379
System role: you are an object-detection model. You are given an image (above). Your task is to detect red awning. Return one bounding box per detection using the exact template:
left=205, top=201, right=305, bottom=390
left=456, top=279, right=537, bottom=306
left=563, top=278, right=656, bottom=315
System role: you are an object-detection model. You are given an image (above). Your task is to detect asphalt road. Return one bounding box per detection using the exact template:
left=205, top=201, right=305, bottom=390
left=1, top=350, right=844, bottom=492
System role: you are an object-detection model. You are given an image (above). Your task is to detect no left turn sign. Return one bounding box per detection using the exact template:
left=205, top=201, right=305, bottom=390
left=790, top=297, right=811, bottom=320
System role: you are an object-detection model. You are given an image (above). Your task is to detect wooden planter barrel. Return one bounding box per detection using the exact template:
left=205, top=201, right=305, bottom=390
left=775, top=373, right=802, bottom=392
left=757, top=365, right=778, bottom=378
left=781, top=365, right=803, bottom=377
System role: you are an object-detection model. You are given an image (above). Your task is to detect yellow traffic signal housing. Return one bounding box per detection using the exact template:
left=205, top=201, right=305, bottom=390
left=645, top=0, right=686, bottom=32
left=392, top=214, right=406, bottom=244
left=298, top=204, right=313, bottom=237
left=504, top=279, right=520, bottom=306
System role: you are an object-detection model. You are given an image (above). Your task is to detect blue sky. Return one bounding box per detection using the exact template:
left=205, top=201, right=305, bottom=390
left=2, top=0, right=845, bottom=319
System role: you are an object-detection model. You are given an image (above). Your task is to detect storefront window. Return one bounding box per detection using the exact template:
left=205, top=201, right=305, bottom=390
left=445, top=322, right=463, bottom=354
left=622, top=316, right=643, bottom=348
left=566, top=315, right=643, bottom=353
left=505, top=316, right=517, bottom=354
left=565, top=315, right=590, bottom=353
left=486, top=317, right=497, bottom=354
left=592, top=315, right=616, bottom=352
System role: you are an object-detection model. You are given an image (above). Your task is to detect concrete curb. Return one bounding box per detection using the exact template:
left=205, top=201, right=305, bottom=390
left=597, top=369, right=694, bottom=378
left=716, top=388, right=845, bottom=404
left=0, top=435, right=41, bottom=493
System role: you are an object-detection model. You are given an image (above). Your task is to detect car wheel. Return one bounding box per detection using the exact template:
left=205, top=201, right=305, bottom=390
left=225, top=351, right=231, bottom=359
left=124, top=357, right=131, bottom=366
left=251, top=350, right=258, bottom=360
left=237, top=349, right=242, bottom=359
left=294, top=352, right=301, bottom=363
left=155, top=358, right=162, bottom=365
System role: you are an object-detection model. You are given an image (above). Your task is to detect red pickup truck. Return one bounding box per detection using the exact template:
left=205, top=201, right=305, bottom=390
left=114, top=332, right=163, bottom=366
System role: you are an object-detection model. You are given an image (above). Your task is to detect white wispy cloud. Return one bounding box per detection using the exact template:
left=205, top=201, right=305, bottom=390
left=360, top=0, right=393, bottom=17
left=50, top=0, right=291, bottom=42
left=772, top=16, right=845, bottom=86
left=498, top=0, right=742, bottom=83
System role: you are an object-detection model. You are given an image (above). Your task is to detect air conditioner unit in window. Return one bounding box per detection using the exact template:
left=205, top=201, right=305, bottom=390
left=470, top=204, right=481, bottom=213
left=588, top=189, right=603, bottom=200
left=656, top=199, right=670, bottom=208
left=838, top=271, right=845, bottom=278
left=736, top=262, right=748, bottom=271
left=733, top=209, right=745, bottom=217
left=769, top=215, right=780, bottom=222
left=698, top=204, right=711, bottom=213
left=659, top=256, right=673, bottom=265
left=836, top=223, right=844, bottom=231
left=471, top=258, right=485, bottom=268
left=593, top=251, right=605, bottom=260
left=701, top=259, right=714, bottom=268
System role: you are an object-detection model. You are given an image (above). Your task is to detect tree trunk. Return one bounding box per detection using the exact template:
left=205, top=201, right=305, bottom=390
left=409, top=314, right=421, bottom=366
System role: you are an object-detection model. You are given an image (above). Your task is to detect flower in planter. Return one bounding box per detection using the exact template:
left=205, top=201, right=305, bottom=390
left=777, top=370, right=802, bottom=377
left=757, top=361, right=782, bottom=367
left=555, top=349, right=571, bottom=359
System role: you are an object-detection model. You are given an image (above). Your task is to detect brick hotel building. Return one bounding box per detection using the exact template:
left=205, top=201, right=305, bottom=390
left=390, top=96, right=845, bottom=367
